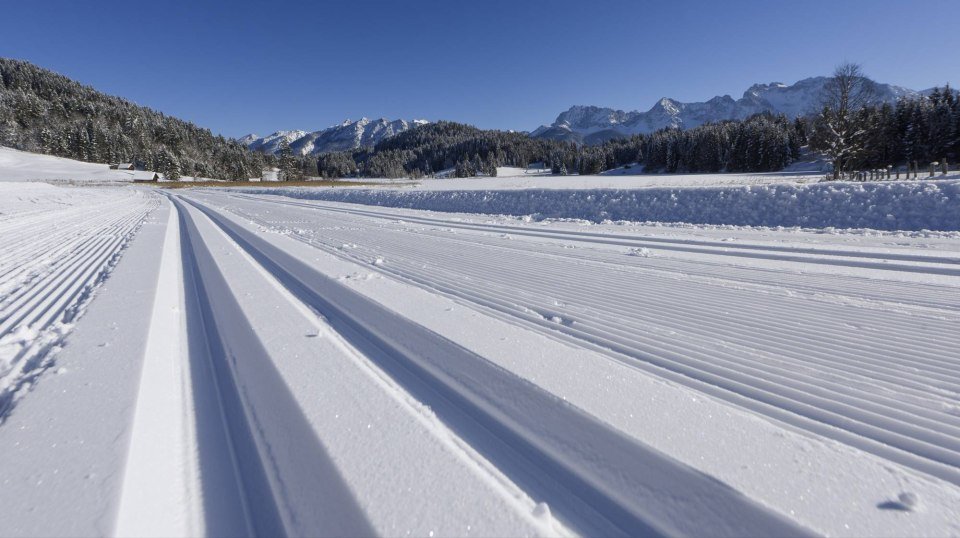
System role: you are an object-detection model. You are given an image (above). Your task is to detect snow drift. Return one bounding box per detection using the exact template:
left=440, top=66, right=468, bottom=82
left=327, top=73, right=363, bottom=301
left=238, top=180, right=960, bottom=232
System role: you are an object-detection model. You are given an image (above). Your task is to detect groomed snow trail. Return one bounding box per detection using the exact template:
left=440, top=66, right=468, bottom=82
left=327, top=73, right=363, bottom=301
left=178, top=188, right=960, bottom=536
left=167, top=193, right=813, bottom=537
left=199, top=192, right=960, bottom=482
left=0, top=184, right=158, bottom=420
left=3, top=183, right=960, bottom=537
left=116, top=195, right=565, bottom=537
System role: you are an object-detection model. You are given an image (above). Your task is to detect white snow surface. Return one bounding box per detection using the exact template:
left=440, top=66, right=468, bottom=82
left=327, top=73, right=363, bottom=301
left=237, top=173, right=960, bottom=232
left=1, top=159, right=960, bottom=536
left=0, top=183, right=157, bottom=418
left=184, top=190, right=960, bottom=537
left=0, top=146, right=160, bottom=182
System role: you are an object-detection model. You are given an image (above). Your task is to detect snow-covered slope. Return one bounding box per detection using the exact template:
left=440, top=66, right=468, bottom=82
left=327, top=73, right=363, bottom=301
left=0, top=146, right=160, bottom=182
left=241, top=118, right=428, bottom=156
left=532, top=77, right=920, bottom=143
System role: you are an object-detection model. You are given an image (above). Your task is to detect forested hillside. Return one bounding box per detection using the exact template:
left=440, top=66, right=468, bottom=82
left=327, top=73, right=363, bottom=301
left=320, top=122, right=561, bottom=178
left=316, top=115, right=805, bottom=178
left=0, top=58, right=268, bottom=180
left=6, top=58, right=953, bottom=182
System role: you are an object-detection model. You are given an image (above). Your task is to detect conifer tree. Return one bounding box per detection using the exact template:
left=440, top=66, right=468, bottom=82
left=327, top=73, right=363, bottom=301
left=277, top=138, right=300, bottom=181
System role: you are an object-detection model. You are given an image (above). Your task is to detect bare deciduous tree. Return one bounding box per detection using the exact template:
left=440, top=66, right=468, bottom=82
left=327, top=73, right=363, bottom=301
left=821, top=62, right=878, bottom=116
left=815, top=62, right=878, bottom=179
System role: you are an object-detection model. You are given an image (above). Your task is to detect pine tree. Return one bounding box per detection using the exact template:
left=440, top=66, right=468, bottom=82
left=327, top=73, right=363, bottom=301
left=904, top=104, right=928, bottom=165
left=166, top=157, right=181, bottom=180
left=277, top=138, right=300, bottom=181
left=792, top=116, right=808, bottom=146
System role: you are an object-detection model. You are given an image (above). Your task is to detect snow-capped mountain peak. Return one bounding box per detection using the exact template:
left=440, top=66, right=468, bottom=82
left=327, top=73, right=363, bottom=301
left=240, top=118, right=427, bottom=156
left=239, top=130, right=308, bottom=154
left=532, top=75, right=922, bottom=144
left=652, top=97, right=682, bottom=115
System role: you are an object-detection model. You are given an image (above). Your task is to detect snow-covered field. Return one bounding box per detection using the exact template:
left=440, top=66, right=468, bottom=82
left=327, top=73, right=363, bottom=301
left=2, top=155, right=960, bottom=536
left=0, top=146, right=161, bottom=182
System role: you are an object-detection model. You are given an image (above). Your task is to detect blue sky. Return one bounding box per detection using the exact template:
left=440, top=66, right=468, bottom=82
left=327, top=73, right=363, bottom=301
left=4, top=0, right=958, bottom=137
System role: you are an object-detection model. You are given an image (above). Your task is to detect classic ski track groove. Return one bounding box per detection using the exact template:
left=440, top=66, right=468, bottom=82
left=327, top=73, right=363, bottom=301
left=199, top=191, right=960, bottom=485
left=173, top=193, right=816, bottom=538
left=0, top=188, right=157, bottom=418
left=229, top=193, right=960, bottom=314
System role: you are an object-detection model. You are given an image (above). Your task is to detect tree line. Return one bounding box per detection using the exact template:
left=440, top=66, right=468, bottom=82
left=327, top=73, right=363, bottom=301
left=808, top=63, right=959, bottom=178
left=315, top=114, right=804, bottom=179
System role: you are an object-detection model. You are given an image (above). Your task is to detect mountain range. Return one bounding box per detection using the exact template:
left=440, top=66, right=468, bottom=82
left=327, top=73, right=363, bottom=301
left=529, top=77, right=921, bottom=144
left=240, top=118, right=428, bottom=156
left=242, top=76, right=939, bottom=154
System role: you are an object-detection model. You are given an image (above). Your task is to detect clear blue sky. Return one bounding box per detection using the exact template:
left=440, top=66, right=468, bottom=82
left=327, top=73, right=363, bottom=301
left=4, top=0, right=958, bottom=138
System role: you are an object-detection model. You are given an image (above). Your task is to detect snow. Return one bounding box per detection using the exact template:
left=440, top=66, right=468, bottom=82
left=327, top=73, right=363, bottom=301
left=185, top=191, right=960, bottom=536
left=0, top=182, right=157, bottom=419
left=0, top=201, right=169, bottom=536
left=0, top=146, right=160, bottom=182
left=1, top=150, right=960, bottom=536
left=495, top=166, right=553, bottom=177
left=352, top=169, right=826, bottom=190
left=237, top=175, right=960, bottom=231
left=115, top=206, right=201, bottom=537
left=171, top=198, right=557, bottom=536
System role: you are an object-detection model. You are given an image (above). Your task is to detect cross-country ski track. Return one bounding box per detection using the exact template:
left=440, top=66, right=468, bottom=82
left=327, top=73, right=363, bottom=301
left=1, top=185, right=959, bottom=537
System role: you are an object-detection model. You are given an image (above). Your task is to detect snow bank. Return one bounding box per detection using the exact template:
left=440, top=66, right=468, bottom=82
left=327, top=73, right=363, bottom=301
left=238, top=180, right=960, bottom=232
left=410, top=171, right=821, bottom=190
